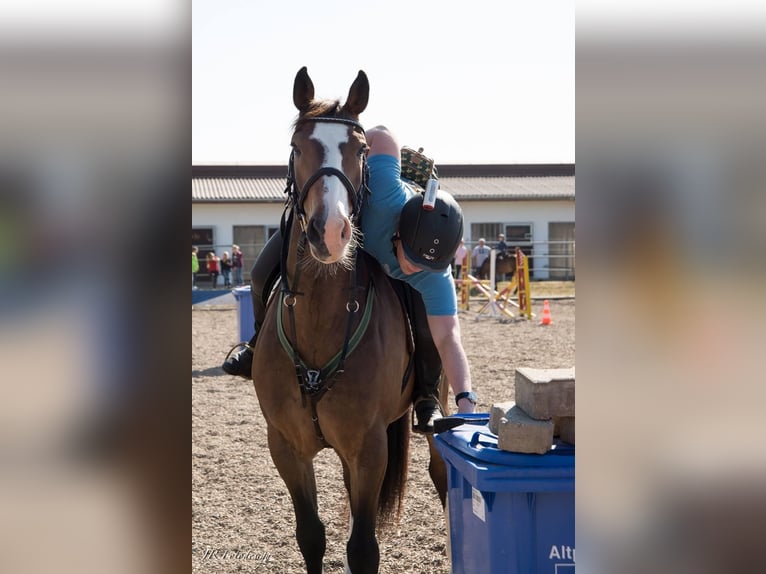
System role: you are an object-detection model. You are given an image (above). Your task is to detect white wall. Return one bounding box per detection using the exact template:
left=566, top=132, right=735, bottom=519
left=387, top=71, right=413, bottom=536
left=192, top=203, right=285, bottom=248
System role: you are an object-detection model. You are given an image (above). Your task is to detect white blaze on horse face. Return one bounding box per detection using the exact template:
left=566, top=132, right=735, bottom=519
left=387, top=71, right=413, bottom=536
left=310, top=122, right=354, bottom=261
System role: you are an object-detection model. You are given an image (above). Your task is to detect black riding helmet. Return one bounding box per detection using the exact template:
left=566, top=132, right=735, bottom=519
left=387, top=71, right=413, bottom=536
left=398, top=190, right=464, bottom=271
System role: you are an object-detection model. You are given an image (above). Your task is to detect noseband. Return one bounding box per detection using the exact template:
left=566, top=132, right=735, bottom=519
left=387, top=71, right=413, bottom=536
left=284, top=116, right=370, bottom=229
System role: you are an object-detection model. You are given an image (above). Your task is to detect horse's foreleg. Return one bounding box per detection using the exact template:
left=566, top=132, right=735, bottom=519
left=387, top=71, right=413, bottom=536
left=343, top=430, right=388, bottom=574
left=267, top=427, right=325, bottom=574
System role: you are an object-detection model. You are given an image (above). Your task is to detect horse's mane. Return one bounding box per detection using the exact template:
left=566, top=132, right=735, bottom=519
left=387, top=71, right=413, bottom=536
left=292, top=99, right=348, bottom=131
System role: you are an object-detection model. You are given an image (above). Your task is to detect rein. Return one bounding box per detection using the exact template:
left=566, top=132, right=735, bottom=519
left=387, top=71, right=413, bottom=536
left=276, top=115, right=372, bottom=446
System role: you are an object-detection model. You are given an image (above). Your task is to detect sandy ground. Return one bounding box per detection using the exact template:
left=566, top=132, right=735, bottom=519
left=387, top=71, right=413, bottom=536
left=192, top=294, right=574, bottom=573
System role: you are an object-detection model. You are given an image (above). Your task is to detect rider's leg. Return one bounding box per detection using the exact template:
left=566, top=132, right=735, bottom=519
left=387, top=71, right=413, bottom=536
left=403, top=284, right=444, bottom=434
left=222, top=231, right=282, bottom=378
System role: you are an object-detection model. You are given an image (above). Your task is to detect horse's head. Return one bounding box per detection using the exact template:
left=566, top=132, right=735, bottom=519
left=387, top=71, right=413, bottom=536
left=289, top=67, right=369, bottom=268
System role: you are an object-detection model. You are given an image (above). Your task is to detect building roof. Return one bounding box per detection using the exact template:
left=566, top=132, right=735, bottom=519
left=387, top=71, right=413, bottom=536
left=192, top=164, right=575, bottom=203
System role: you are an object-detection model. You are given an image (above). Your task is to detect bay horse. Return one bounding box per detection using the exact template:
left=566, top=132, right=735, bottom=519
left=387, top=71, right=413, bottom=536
left=251, top=67, right=447, bottom=574
left=479, top=250, right=517, bottom=280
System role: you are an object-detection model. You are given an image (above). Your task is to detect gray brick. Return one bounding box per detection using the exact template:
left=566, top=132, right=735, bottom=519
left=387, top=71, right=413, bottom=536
left=488, top=401, right=514, bottom=435
left=497, top=405, right=554, bottom=454
left=558, top=416, right=575, bottom=445
left=515, top=367, right=575, bottom=419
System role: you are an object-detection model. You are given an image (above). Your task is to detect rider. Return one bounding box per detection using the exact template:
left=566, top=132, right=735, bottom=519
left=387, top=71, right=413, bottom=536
left=495, top=233, right=508, bottom=255
left=223, top=125, right=477, bottom=432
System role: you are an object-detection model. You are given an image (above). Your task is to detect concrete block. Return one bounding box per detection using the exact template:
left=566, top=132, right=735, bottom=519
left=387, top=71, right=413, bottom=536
left=558, top=416, right=575, bottom=445
left=497, top=405, right=554, bottom=454
left=488, top=401, right=514, bottom=435
left=515, top=367, right=575, bottom=419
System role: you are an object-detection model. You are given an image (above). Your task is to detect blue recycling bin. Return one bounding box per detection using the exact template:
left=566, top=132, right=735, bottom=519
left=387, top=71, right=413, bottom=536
left=231, top=286, right=255, bottom=343
left=434, top=418, right=575, bottom=574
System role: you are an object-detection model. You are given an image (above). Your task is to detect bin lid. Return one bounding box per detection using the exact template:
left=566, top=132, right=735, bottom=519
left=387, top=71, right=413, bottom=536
left=231, top=286, right=251, bottom=299
left=435, top=416, right=574, bottom=469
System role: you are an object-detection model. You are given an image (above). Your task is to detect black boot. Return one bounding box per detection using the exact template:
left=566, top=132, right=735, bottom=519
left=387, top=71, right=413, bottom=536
left=394, top=282, right=444, bottom=434
left=222, top=332, right=257, bottom=379
left=413, top=390, right=444, bottom=434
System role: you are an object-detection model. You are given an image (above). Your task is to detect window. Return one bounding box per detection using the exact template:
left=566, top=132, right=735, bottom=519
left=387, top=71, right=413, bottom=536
left=504, top=224, right=534, bottom=277
left=504, top=224, right=532, bottom=245
left=192, top=227, right=214, bottom=250
left=548, top=222, right=575, bottom=280
left=232, top=225, right=278, bottom=279
left=470, top=223, right=503, bottom=245
left=192, top=227, right=215, bottom=273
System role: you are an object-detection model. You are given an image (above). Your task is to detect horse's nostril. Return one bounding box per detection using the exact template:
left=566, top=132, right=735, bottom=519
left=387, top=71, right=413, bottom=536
left=308, top=217, right=323, bottom=244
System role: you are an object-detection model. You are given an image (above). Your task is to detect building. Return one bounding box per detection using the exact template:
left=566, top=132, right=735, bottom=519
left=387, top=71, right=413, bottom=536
left=192, top=164, right=574, bottom=281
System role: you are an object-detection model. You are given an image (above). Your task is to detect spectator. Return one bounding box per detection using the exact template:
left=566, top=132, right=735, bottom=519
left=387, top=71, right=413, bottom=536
left=192, top=246, right=200, bottom=290
left=232, top=244, right=244, bottom=286
left=206, top=251, right=220, bottom=288
left=471, top=238, right=491, bottom=278
left=220, top=251, right=233, bottom=288
left=453, top=238, right=468, bottom=279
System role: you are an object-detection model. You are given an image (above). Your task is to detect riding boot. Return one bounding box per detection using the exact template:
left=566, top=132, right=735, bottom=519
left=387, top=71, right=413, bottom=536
left=412, top=341, right=444, bottom=433
left=413, top=376, right=443, bottom=434
left=403, top=284, right=444, bottom=434
left=222, top=331, right=258, bottom=378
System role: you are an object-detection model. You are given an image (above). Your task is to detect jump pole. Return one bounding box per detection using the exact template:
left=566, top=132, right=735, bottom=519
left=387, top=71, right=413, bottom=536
left=475, top=250, right=514, bottom=320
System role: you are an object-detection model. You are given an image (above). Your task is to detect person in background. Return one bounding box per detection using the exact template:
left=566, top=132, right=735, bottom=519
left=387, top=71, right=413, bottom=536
left=453, top=238, right=468, bottom=280
left=495, top=233, right=508, bottom=255
left=206, top=251, right=220, bottom=288
left=494, top=233, right=509, bottom=280
left=231, top=244, right=244, bottom=286
left=220, top=251, right=233, bottom=288
left=471, top=238, right=490, bottom=278
left=192, top=246, right=200, bottom=290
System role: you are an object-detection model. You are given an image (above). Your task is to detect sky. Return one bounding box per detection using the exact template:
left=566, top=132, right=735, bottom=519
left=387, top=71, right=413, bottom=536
left=193, top=0, right=574, bottom=165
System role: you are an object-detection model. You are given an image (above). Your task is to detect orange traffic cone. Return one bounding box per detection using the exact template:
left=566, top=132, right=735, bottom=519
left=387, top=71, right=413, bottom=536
left=540, top=299, right=552, bottom=325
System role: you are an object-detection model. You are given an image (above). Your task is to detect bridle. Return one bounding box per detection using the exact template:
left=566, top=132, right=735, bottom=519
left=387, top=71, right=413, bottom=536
left=283, top=116, right=370, bottom=232
left=276, top=115, right=374, bottom=447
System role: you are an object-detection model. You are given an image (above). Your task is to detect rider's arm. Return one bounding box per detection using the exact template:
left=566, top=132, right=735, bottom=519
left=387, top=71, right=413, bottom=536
left=426, top=314, right=476, bottom=414
left=366, top=125, right=400, bottom=158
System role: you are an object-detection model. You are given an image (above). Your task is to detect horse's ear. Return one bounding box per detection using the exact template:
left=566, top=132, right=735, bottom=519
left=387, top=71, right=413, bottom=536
left=293, top=66, right=315, bottom=113
left=343, top=70, right=369, bottom=117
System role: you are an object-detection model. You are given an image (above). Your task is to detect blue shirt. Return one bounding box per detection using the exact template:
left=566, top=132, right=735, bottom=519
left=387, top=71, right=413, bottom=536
left=361, top=154, right=457, bottom=316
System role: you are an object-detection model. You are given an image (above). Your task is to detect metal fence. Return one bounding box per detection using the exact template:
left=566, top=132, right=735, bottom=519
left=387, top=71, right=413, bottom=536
left=192, top=239, right=576, bottom=285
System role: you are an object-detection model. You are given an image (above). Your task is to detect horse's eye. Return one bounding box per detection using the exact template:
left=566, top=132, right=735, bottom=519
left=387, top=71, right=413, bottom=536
left=358, top=145, right=368, bottom=158
left=291, top=144, right=301, bottom=157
